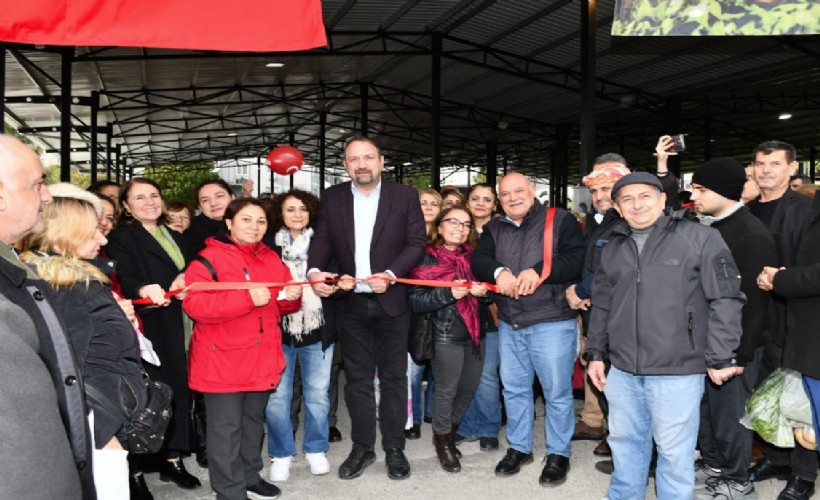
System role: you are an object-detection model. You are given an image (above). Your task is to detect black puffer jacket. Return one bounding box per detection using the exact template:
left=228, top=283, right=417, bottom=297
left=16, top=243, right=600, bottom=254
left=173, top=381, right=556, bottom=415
left=21, top=252, right=146, bottom=448
left=409, top=253, right=491, bottom=345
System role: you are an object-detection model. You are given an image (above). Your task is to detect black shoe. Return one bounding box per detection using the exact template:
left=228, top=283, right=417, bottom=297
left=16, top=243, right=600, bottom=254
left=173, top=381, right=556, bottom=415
left=424, top=416, right=433, bottom=424
left=247, top=479, right=281, bottom=500
left=539, top=454, right=570, bottom=486
left=454, top=433, right=477, bottom=445
left=749, top=457, right=792, bottom=482
left=495, top=448, right=534, bottom=476
left=593, top=437, right=611, bottom=457
left=595, top=460, right=613, bottom=475
left=404, top=424, right=421, bottom=440
left=385, top=447, right=411, bottom=480
left=195, top=452, right=208, bottom=468
left=129, top=474, right=154, bottom=500
left=777, top=476, right=815, bottom=500
left=328, top=426, right=343, bottom=443
left=338, top=447, right=376, bottom=480
left=159, top=459, right=201, bottom=489
left=480, top=437, right=500, bottom=451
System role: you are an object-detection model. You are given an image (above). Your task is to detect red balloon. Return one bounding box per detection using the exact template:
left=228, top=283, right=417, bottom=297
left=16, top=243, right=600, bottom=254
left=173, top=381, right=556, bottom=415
left=266, top=146, right=304, bottom=175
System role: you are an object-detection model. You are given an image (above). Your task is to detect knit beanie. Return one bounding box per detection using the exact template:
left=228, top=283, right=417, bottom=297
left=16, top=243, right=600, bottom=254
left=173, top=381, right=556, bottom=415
left=691, top=158, right=746, bottom=202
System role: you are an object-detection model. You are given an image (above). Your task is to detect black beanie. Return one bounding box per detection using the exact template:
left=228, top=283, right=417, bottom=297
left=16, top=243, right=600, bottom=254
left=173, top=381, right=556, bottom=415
left=691, top=158, right=746, bottom=201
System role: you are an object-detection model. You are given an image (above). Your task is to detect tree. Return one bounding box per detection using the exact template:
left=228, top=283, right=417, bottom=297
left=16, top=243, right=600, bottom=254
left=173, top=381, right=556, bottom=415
left=45, top=165, right=91, bottom=188
left=142, top=163, right=220, bottom=207
left=402, top=169, right=433, bottom=191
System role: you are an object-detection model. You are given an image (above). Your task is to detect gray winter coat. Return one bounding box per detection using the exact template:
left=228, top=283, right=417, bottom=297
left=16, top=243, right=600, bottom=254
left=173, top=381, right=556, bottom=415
left=586, top=213, right=745, bottom=375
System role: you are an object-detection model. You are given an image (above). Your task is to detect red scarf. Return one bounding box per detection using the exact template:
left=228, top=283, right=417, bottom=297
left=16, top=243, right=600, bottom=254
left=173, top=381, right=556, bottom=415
left=409, top=244, right=480, bottom=345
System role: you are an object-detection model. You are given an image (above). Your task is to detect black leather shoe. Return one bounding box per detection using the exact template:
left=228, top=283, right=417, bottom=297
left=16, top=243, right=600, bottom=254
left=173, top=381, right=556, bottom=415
left=749, top=457, right=792, bottom=482
left=539, top=454, right=570, bottom=486
left=195, top=452, right=208, bottom=468
left=385, top=447, right=411, bottom=480
left=328, top=426, right=343, bottom=443
left=595, top=460, right=613, bottom=475
left=129, top=473, right=154, bottom=500
left=480, top=437, right=500, bottom=451
left=159, top=459, right=202, bottom=489
left=777, top=476, right=815, bottom=500
left=593, top=437, right=611, bottom=457
left=246, top=479, right=281, bottom=500
left=404, top=424, right=421, bottom=440
left=495, top=448, right=534, bottom=476
left=424, top=416, right=433, bottom=424
left=338, top=447, right=376, bottom=480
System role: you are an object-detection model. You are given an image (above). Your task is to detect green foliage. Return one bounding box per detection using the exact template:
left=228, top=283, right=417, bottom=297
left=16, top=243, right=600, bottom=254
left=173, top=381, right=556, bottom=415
left=45, top=165, right=91, bottom=189
left=142, top=163, right=219, bottom=207
left=402, top=169, right=435, bottom=191
left=612, top=0, right=820, bottom=36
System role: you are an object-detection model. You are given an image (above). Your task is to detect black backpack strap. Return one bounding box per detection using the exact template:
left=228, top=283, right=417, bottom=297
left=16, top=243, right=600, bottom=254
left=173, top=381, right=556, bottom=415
left=194, top=255, right=218, bottom=282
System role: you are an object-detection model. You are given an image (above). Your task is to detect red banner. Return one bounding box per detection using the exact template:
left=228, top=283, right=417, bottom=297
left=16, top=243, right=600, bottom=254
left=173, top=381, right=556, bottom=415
left=0, top=0, right=327, bottom=51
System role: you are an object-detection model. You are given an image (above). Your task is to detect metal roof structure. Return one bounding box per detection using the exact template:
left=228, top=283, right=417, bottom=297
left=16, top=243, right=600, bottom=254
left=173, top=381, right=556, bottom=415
left=2, top=0, right=819, bottom=191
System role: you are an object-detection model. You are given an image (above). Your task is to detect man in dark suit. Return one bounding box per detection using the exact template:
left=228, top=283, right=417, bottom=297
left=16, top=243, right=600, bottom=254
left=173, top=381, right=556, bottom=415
left=308, top=136, right=426, bottom=480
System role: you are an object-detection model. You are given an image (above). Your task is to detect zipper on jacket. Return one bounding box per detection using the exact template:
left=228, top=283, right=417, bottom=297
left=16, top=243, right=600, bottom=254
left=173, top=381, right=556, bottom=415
left=687, top=312, right=695, bottom=350
left=635, top=261, right=642, bottom=374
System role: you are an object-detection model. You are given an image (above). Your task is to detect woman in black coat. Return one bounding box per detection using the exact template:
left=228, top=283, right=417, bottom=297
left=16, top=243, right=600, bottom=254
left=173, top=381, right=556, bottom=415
left=19, top=193, right=146, bottom=498
left=759, top=191, right=820, bottom=457
left=106, top=178, right=200, bottom=496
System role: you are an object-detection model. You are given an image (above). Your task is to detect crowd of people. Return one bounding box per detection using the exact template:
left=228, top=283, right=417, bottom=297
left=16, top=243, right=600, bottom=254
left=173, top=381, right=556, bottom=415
left=1, top=132, right=819, bottom=500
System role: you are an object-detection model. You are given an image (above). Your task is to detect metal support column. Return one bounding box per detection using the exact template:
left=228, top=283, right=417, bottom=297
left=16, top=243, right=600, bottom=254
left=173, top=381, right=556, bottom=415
left=431, top=32, right=442, bottom=191
left=664, top=98, right=682, bottom=178
left=360, top=82, right=369, bottom=137
left=319, top=111, right=326, bottom=193
left=115, top=144, right=121, bottom=184
left=579, top=0, right=596, bottom=178
left=106, top=124, right=113, bottom=181
left=288, top=131, right=295, bottom=190
left=90, top=91, right=100, bottom=183
left=256, top=156, right=261, bottom=197
left=703, top=98, right=712, bottom=162
left=60, top=47, right=74, bottom=182
left=551, top=125, right=570, bottom=208
left=125, top=158, right=131, bottom=181
left=486, top=140, right=497, bottom=187
left=811, top=147, right=817, bottom=183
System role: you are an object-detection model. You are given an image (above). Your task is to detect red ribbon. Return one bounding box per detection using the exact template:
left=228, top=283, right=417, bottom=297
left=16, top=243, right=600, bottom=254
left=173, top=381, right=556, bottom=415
left=132, top=276, right=498, bottom=305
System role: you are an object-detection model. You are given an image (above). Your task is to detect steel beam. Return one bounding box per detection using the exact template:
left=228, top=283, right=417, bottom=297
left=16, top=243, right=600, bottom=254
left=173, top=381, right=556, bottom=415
left=431, top=32, right=442, bottom=191
left=60, top=47, right=72, bottom=182
left=579, top=0, right=596, bottom=178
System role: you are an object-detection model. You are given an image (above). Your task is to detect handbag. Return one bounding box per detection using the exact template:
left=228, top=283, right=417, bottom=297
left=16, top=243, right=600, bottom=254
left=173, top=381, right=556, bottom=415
left=408, top=312, right=434, bottom=363
left=86, top=372, right=174, bottom=454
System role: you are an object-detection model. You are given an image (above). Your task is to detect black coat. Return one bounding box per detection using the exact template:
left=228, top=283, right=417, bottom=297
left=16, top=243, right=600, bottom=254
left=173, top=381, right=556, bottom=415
left=774, top=194, right=820, bottom=379
left=106, top=223, right=192, bottom=451
left=709, top=206, right=778, bottom=366
left=184, top=213, right=226, bottom=257
left=0, top=255, right=94, bottom=499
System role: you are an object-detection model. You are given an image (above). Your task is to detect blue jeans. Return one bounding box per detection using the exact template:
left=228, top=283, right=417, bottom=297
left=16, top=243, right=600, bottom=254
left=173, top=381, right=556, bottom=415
left=458, top=330, right=501, bottom=439
left=410, top=361, right=434, bottom=425
left=265, top=342, right=334, bottom=458
left=604, top=366, right=704, bottom=500
left=498, top=319, right=576, bottom=456
left=804, top=375, right=820, bottom=460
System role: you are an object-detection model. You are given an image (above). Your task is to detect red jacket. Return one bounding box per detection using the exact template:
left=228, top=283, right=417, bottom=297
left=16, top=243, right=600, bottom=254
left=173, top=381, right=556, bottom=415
left=183, top=235, right=301, bottom=393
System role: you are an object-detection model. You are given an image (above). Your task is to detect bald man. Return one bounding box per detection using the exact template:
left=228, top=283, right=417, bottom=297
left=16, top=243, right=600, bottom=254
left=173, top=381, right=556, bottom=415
left=0, top=135, right=95, bottom=499
left=472, top=172, right=585, bottom=487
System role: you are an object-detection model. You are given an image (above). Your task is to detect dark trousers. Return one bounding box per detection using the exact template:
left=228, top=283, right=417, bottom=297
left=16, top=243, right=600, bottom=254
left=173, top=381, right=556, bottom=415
left=699, top=346, right=763, bottom=482
left=328, top=357, right=341, bottom=428
left=203, top=391, right=268, bottom=500
left=431, top=341, right=485, bottom=435
left=339, top=293, right=410, bottom=451
left=759, top=341, right=819, bottom=481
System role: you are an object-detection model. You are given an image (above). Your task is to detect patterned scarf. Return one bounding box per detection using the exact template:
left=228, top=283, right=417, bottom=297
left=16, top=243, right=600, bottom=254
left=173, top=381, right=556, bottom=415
left=409, top=244, right=480, bottom=345
left=274, top=227, right=324, bottom=341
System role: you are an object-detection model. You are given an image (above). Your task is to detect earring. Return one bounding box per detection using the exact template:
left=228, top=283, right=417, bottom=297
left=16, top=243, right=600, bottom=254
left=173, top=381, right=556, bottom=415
left=125, top=210, right=132, bottom=217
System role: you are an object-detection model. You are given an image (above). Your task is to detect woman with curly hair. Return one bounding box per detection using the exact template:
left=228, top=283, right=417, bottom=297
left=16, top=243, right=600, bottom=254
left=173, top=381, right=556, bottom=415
left=264, top=189, right=352, bottom=482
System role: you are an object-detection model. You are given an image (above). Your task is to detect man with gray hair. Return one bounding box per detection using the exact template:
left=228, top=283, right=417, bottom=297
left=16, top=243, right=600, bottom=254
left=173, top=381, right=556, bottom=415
left=587, top=172, right=744, bottom=500
left=0, top=135, right=94, bottom=499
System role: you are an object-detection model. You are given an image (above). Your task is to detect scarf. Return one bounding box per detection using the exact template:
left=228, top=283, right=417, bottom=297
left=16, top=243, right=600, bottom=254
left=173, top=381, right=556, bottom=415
left=274, top=227, right=323, bottom=341
left=409, top=244, right=480, bottom=345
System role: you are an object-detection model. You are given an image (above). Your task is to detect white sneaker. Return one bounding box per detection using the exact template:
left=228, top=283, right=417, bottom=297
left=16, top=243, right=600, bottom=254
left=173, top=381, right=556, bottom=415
left=269, top=456, right=293, bottom=482
left=305, top=452, right=331, bottom=475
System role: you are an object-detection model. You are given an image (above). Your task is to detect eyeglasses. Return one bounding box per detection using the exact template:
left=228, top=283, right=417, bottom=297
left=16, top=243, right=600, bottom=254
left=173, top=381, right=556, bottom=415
left=442, top=218, right=472, bottom=230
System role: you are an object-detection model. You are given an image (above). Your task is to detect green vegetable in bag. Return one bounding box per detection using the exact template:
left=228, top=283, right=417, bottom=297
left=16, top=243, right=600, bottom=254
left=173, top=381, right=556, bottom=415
left=740, top=368, right=794, bottom=447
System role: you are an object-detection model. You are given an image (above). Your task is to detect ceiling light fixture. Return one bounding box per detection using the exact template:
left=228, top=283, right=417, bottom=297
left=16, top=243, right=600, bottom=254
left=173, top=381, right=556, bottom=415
left=779, top=113, right=792, bottom=120
left=403, top=162, right=412, bottom=166
left=266, top=62, right=285, bottom=68
left=227, top=132, right=238, bottom=137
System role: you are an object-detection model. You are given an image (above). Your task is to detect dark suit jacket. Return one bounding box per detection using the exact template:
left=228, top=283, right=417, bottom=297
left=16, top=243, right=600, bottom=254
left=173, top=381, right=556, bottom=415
left=308, top=179, right=426, bottom=317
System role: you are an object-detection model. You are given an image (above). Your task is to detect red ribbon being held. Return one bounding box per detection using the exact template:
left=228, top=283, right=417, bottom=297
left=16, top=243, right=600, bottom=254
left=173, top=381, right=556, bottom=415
left=132, top=276, right=498, bottom=305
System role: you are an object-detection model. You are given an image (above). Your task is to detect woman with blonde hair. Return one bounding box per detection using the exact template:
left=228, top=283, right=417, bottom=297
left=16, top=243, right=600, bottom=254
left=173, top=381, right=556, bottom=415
left=18, top=190, right=146, bottom=498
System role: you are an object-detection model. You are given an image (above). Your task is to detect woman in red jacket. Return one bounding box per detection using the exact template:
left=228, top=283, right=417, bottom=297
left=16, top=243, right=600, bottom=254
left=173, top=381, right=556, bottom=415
left=184, top=198, right=302, bottom=500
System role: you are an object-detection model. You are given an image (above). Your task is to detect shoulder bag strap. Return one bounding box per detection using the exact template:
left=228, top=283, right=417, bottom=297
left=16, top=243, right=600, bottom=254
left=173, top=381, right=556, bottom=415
left=193, top=255, right=218, bottom=281
left=538, top=207, right=556, bottom=285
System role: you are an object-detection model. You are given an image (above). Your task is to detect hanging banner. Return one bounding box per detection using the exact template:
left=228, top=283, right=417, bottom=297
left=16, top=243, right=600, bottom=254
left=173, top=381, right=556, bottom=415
left=612, top=0, right=819, bottom=36
left=0, top=0, right=327, bottom=51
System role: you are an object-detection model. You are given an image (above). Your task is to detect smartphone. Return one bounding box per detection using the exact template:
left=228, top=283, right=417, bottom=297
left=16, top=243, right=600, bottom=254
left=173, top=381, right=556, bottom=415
left=670, top=134, right=686, bottom=153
